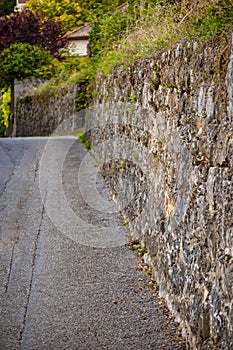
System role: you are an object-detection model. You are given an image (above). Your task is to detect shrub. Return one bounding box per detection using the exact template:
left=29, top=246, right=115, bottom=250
left=0, top=43, right=56, bottom=89
left=0, top=87, right=11, bottom=136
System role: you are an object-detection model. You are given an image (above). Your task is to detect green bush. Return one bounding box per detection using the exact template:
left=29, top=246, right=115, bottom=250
left=89, top=2, right=143, bottom=59
left=88, top=0, right=178, bottom=59
left=0, top=43, right=55, bottom=89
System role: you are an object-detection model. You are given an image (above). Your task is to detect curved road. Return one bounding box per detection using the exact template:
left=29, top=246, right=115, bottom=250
left=0, top=137, right=186, bottom=350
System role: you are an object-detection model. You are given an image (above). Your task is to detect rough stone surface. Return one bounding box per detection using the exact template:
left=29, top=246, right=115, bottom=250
left=12, top=79, right=77, bottom=137
left=87, top=33, right=233, bottom=349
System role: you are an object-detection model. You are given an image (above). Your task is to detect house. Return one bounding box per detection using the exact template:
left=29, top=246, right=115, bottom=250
left=63, top=3, right=128, bottom=57
left=14, top=0, right=29, bottom=12
left=63, top=23, right=92, bottom=57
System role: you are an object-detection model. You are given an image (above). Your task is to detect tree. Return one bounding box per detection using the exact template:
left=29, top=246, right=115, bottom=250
left=0, top=10, right=67, bottom=58
left=26, top=0, right=125, bottom=34
left=0, top=0, right=16, bottom=17
left=0, top=43, right=55, bottom=89
left=27, top=0, right=85, bottom=33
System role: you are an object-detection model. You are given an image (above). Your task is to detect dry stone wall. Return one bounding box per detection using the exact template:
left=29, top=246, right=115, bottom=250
left=12, top=79, right=77, bottom=137
left=87, top=33, right=233, bottom=349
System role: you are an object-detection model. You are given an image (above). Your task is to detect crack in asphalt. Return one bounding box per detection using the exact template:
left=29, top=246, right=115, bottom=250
left=19, top=202, right=45, bottom=349
left=19, top=158, right=47, bottom=350
left=0, top=142, right=15, bottom=166
left=0, top=143, right=16, bottom=200
left=4, top=245, right=15, bottom=293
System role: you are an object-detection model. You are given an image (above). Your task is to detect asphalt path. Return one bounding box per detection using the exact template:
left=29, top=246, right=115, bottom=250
left=0, top=137, right=186, bottom=350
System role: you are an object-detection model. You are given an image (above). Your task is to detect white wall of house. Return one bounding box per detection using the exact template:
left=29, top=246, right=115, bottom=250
left=68, top=39, right=89, bottom=56
left=14, top=0, right=28, bottom=12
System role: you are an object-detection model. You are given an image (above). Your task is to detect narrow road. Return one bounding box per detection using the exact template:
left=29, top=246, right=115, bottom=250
left=0, top=137, right=186, bottom=350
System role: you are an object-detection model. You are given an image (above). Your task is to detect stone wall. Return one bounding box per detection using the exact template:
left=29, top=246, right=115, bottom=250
left=86, top=33, right=233, bottom=349
left=12, top=78, right=77, bottom=137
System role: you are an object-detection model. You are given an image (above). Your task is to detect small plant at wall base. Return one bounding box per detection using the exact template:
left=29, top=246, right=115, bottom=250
left=78, top=132, right=91, bottom=150
left=147, top=279, right=159, bottom=290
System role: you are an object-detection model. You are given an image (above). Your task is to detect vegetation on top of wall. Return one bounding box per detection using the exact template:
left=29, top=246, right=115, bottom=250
left=89, top=0, right=158, bottom=59
left=4, top=0, right=231, bottom=135
left=89, top=0, right=233, bottom=74
left=22, top=55, right=93, bottom=113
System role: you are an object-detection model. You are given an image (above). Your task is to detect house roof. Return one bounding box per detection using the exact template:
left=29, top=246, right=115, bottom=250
left=64, top=23, right=92, bottom=40
left=63, top=3, right=128, bottom=40
left=114, top=3, right=128, bottom=14
left=17, top=0, right=29, bottom=4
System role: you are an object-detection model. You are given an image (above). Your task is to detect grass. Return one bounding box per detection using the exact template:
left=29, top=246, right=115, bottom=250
left=94, top=0, right=233, bottom=75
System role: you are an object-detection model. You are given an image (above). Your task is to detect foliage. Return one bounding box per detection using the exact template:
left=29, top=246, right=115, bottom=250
left=35, top=56, right=84, bottom=85
left=89, top=10, right=129, bottom=58
left=0, top=0, right=16, bottom=16
left=35, top=56, right=89, bottom=84
left=90, top=0, right=233, bottom=75
left=137, top=245, right=147, bottom=257
left=0, top=43, right=55, bottom=89
left=78, top=132, right=91, bottom=150
left=36, top=59, right=60, bottom=80
left=89, top=1, right=160, bottom=58
left=0, top=87, right=11, bottom=136
left=192, top=0, right=233, bottom=40
left=72, top=58, right=95, bottom=111
left=26, top=0, right=83, bottom=34
left=26, top=0, right=125, bottom=34
left=0, top=10, right=67, bottom=58
left=28, top=55, right=94, bottom=112
left=56, top=57, right=82, bottom=79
